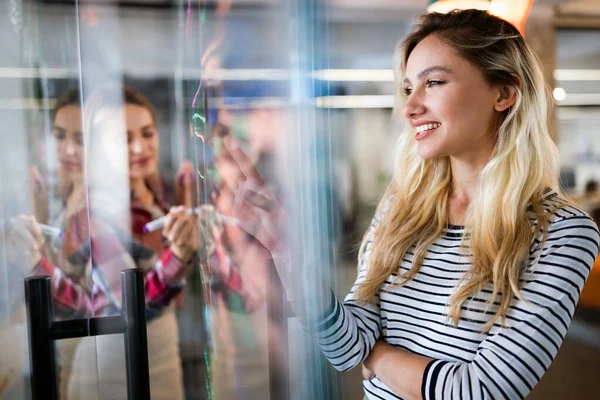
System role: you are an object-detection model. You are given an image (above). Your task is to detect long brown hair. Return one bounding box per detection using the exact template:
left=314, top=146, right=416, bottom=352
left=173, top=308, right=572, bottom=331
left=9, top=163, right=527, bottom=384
left=54, top=87, right=82, bottom=115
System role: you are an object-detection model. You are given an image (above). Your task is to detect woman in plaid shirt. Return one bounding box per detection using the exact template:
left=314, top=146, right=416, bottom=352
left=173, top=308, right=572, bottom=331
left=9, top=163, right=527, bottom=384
left=16, top=87, right=201, bottom=399
left=13, top=87, right=252, bottom=398
left=28, top=88, right=200, bottom=321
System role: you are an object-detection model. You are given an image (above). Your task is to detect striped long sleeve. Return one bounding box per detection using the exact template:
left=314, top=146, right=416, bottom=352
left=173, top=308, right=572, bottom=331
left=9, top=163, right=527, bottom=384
left=313, top=215, right=383, bottom=372
left=312, top=198, right=599, bottom=400
left=422, top=214, right=599, bottom=399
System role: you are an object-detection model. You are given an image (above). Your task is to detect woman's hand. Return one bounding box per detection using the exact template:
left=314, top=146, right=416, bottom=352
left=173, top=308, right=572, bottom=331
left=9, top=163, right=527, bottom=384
left=215, top=136, right=287, bottom=253
left=363, top=340, right=432, bottom=400
left=163, top=206, right=200, bottom=262
left=362, top=364, right=375, bottom=381
left=4, top=215, right=45, bottom=272
left=363, top=340, right=389, bottom=377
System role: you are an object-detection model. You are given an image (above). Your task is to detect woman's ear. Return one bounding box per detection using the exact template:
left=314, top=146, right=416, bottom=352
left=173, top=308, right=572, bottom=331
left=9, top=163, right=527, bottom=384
left=494, top=74, right=521, bottom=112
left=494, top=84, right=518, bottom=112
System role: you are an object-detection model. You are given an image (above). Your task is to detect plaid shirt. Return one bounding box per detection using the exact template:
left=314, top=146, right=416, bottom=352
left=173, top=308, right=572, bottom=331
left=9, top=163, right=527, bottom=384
left=33, top=189, right=193, bottom=320
left=35, top=246, right=189, bottom=319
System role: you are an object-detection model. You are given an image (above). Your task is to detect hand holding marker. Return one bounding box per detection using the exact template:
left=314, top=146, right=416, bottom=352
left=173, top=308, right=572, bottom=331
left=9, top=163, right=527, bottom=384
left=2, top=218, right=62, bottom=239
left=143, top=205, right=238, bottom=233
left=38, top=223, right=63, bottom=238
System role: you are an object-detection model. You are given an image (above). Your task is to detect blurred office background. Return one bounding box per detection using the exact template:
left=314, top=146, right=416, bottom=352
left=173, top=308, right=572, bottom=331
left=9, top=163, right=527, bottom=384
left=1, top=0, right=599, bottom=399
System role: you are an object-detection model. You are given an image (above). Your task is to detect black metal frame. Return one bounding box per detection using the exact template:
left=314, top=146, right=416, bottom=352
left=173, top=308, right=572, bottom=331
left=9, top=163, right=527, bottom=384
left=24, top=268, right=151, bottom=400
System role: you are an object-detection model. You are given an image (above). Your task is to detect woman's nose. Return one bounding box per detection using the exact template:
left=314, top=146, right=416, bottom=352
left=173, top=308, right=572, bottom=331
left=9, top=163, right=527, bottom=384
left=64, top=139, right=77, bottom=155
left=401, top=91, right=426, bottom=120
left=130, top=139, right=143, bottom=154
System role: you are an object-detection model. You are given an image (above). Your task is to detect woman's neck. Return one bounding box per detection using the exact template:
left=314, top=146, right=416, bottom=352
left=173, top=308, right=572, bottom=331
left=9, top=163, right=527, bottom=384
left=66, top=180, right=86, bottom=210
left=447, top=156, right=489, bottom=226
left=448, top=153, right=491, bottom=203
left=448, top=128, right=496, bottom=202
left=130, top=177, right=154, bottom=205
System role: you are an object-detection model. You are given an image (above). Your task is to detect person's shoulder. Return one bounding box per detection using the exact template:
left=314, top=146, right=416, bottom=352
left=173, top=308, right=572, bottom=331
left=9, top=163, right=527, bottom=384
left=535, top=191, right=600, bottom=247
left=543, top=191, right=595, bottom=223
left=526, top=194, right=600, bottom=285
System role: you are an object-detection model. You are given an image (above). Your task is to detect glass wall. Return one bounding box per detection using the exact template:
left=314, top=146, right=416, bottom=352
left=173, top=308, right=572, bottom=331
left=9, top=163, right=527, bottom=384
left=1, top=1, right=599, bottom=400
left=0, top=0, right=354, bottom=398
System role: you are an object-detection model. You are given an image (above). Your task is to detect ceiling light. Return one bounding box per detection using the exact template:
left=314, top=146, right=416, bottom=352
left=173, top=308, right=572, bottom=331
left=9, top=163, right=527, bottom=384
left=554, top=69, right=600, bottom=81
left=315, top=95, right=394, bottom=109
left=553, top=87, right=567, bottom=101
left=427, top=0, right=491, bottom=14
left=427, top=0, right=534, bottom=35
left=312, top=69, right=393, bottom=82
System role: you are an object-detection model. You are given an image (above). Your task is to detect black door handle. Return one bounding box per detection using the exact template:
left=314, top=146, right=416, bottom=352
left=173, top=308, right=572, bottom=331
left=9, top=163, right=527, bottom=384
left=24, top=268, right=151, bottom=400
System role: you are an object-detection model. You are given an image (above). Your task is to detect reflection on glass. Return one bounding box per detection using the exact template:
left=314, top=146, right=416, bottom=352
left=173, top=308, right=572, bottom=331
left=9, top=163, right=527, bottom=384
left=62, top=87, right=199, bottom=400
left=3, top=0, right=339, bottom=398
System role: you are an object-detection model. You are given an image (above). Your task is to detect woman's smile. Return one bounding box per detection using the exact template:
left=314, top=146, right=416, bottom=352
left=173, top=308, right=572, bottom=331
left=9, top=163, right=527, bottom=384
left=130, top=156, right=153, bottom=167
left=414, top=122, right=441, bottom=141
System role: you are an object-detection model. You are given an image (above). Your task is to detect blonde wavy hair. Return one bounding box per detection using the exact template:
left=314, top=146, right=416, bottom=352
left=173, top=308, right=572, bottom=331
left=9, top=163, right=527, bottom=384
left=355, top=9, right=572, bottom=331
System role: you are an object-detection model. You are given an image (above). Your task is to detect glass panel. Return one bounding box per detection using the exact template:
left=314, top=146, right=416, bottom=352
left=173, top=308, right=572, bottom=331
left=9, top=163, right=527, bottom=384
left=0, top=1, right=98, bottom=399
left=0, top=0, right=370, bottom=398
left=73, top=2, right=182, bottom=398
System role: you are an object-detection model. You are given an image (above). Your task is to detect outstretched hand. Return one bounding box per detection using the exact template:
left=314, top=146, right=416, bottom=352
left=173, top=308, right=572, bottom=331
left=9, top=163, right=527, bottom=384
left=215, top=136, right=335, bottom=321
left=215, top=136, right=287, bottom=253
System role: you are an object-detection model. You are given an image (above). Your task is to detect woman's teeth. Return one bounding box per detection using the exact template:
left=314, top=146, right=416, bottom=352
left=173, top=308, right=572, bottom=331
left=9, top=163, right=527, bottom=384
left=416, top=123, right=441, bottom=134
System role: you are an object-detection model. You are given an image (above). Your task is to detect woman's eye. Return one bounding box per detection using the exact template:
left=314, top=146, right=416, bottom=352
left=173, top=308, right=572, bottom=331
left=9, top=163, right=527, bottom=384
left=403, top=88, right=413, bottom=96
left=53, top=131, right=65, bottom=140
left=142, top=131, right=155, bottom=139
left=426, top=80, right=445, bottom=88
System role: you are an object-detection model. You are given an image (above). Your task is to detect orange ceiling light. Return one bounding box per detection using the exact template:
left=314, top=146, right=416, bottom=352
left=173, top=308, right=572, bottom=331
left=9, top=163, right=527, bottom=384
left=427, top=0, right=534, bottom=35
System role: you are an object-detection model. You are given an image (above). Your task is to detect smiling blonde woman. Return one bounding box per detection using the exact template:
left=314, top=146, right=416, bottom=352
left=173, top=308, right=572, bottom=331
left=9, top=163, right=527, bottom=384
left=215, top=8, right=600, bottom=400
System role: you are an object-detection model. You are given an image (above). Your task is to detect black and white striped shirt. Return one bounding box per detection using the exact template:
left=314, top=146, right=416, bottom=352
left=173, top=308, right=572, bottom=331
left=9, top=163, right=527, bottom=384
left=314, top=195, right=599, bottom=399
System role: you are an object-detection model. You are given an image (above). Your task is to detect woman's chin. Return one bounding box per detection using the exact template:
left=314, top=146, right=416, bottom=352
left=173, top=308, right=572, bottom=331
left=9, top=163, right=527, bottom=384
left=129, top=167, right=156, bottom=180
left=417, top=146, right=440, bottom=160
left=128, top=170, right=146, bottom=180
left=59, top=171, right=83, bottom=182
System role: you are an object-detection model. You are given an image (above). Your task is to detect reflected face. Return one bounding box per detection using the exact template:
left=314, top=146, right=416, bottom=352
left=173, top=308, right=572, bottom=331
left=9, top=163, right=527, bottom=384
left=54, top=105, right=84, bottom=181
left=401, top=34, right=499, bottom=161
left=125, top=104, right=159, bottom=179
